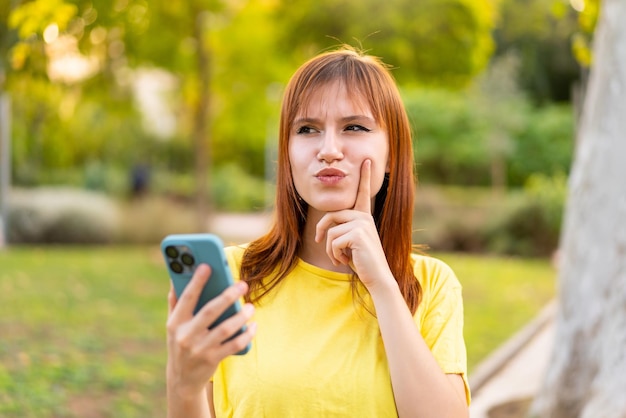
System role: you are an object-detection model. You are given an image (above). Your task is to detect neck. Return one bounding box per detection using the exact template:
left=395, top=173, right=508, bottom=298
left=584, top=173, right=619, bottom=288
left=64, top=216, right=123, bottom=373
left=299, top=209, right=352, bottom=274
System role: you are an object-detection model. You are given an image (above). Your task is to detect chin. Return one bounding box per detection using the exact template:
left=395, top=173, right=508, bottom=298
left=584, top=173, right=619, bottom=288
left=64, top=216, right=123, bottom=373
left=309, top=200, right=354, bottom=213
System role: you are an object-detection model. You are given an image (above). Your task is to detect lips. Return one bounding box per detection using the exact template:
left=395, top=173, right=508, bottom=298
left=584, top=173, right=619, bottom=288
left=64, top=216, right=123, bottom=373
left=315, top=168, right=347, bottom=185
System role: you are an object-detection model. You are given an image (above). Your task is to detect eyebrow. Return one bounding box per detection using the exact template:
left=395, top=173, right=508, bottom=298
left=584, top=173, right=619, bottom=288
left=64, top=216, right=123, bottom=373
left=292, top=115, right=376, bottom=125
left=339, top=115, right=376, bottom=124
left=292, top=117, right=318, bottom=126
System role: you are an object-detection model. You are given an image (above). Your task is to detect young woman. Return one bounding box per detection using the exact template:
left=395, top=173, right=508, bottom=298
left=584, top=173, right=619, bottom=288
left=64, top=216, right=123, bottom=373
left=166, top=47, right=470, bottom=417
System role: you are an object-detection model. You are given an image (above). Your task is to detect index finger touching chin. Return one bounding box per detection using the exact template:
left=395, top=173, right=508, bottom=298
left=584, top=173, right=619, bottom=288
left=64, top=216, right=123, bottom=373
left=353, top=159, right=372, bottom=214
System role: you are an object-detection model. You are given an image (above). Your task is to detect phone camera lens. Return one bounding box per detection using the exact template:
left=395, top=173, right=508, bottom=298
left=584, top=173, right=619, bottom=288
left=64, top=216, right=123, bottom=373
left=181, top=253, right=195, bottom=266
left=165, top=246, right=179, bottom=258
left=170, top=261, right=183, bottom=274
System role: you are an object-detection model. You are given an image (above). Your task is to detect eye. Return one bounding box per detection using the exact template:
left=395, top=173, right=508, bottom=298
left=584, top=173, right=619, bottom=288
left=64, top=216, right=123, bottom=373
left=295, top=125, right=317, bottom=135
left=345, top=124, right=371, bottom=132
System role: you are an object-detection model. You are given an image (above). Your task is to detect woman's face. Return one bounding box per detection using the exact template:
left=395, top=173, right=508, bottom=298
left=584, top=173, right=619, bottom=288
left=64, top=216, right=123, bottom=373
left=288, top=81, right=389, bottom=214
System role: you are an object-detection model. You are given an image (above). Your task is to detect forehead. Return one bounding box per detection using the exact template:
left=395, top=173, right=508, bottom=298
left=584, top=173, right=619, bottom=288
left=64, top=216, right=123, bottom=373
left=296, top=80, right=373, bottom=118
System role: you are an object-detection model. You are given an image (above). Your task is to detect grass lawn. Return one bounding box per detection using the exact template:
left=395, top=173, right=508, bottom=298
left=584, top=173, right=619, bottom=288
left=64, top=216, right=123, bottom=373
left=435, top=252, right=556, bottom=371
left=0, top=246, right=168, bottom=417
left=0, top=246, right=556, bottom=417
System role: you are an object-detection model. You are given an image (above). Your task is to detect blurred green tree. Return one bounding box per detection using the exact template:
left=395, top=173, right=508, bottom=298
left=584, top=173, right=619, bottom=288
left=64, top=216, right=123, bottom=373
left=5, top=0, right=78, bottom=77
left=5, top=0, right=282, bottom=224
left=493, top=0, right=581, bottom=103
left=4, top=0, right=146, bottom=180
left=274, top=0, right=497, bottom=88
left=4, top=0, right=582, bottom=200
left=570, top=0, right=600, bottom=68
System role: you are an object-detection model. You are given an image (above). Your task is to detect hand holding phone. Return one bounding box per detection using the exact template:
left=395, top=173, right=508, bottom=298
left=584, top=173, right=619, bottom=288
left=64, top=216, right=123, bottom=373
left=162, top=233, right=251, bottom=355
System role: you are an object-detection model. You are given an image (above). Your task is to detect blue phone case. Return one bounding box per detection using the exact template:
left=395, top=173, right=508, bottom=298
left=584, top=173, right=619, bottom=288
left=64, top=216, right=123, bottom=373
left=161, top=233, right=250, bottom=355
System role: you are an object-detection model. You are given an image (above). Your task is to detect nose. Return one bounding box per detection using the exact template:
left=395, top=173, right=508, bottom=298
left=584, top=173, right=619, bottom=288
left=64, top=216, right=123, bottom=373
left=317, top=131, right=344, bottom=163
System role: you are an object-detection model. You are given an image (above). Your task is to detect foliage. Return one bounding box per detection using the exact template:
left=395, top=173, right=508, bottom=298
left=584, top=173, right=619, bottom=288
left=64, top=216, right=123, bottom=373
left=571, top=0, right=600, bottom=67
left=9, top=74, right=146, bottom=176
left=115, top=196, right=198, bottom=244
left=524, top=172, right=567, bottom=236
left=4, top=0, right=283, bottom=184
left=507, top=105, right=574, bottom=186
left=485, top=173, right=567, bottom=257
left=6, top=165, right=271, bottom=245
left=275, top=0, right=497, bottom=88
left=494, top=0, right=582, bottom=102
left=7, top=187, right=119, bottom=244
left=2, top=0, right=581, bottom=197
left=405, top=88, right=491, bottom=185
left=211, top=163, right=273, bottom=212
left=414, top=182, right=566, bottom=258
left=207, top=0, right=285, bottom=176
left=0, top=2, right=14, bottom=76
left=7, top=0, right=78, bottom=74
left=414, top=186, right=504, bottom=253
left=140, top=163, right=272, bottom=212
left=486, top=197, right=557, bottom=257
left=404, top=86, right=574, bottom=188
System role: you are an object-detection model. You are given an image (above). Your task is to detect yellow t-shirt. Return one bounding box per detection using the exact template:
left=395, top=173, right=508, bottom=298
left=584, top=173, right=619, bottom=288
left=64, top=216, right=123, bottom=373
left=213, top=246, right=470, bottom=417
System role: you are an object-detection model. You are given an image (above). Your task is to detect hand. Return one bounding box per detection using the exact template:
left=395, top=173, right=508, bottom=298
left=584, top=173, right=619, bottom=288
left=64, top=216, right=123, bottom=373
left=166, top=264, right=256, bottom=396
left=315, top=160, right=394, bottom=290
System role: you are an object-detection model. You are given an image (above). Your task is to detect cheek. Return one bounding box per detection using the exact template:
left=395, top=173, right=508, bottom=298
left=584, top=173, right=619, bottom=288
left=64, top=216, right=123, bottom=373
left=370, top=164, right=387, bottom=195
left=367, top=144, right=390, bottom=193
left=288, top=146, right=307, bottom=190
left=288, top=148, right=301, bottom=173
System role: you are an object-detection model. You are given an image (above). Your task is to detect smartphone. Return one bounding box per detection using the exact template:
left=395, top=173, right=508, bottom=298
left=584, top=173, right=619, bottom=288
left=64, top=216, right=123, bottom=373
left=161, top=233, right=250, bottom=355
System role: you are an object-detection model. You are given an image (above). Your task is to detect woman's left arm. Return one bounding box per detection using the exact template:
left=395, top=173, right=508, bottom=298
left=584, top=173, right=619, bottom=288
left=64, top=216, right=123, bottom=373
left=316, top=160, right=468, bottom=418
left=368, top=279, right=468, bottom=418
left=319, top=214, right=469, bottom=417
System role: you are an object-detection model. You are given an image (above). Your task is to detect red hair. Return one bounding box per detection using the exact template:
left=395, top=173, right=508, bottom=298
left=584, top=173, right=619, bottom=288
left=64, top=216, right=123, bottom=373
left=240, top=47, right=421, bottom=313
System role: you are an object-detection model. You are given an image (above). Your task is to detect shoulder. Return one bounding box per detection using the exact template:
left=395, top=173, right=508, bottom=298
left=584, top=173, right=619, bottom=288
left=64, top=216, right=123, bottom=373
left=224, top=244, right=249, bottom=280
left=411, top=254, right=469, bottom=404
left=224, top=244, right=248, bottom=259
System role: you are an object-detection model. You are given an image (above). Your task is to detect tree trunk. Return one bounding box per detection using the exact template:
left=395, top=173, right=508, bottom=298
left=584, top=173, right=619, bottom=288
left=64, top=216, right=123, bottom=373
left=0, top=93, right=10, bottom=248
left=530, top=1, right=626, bottom=417
left=192, top=8, right=212, bottom=232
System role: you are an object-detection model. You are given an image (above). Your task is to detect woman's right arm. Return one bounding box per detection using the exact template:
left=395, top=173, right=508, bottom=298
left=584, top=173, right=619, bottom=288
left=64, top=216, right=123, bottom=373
left=166, top=264, right=256, bottom=418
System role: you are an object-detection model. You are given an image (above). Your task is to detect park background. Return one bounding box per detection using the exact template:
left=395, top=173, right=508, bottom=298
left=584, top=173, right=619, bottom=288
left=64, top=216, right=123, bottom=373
left=0, top=0, right=598, bottom=416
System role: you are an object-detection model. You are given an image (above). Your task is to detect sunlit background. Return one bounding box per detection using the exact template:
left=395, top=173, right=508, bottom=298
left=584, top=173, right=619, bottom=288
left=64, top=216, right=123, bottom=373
left=0, top=0, right=599, bottom=249
left=0, top=0, right=600, bottom=416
